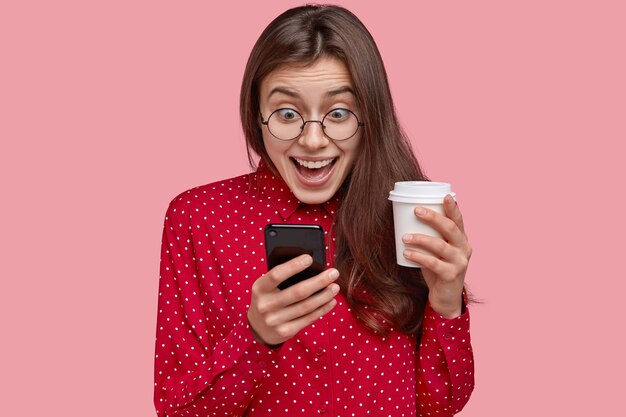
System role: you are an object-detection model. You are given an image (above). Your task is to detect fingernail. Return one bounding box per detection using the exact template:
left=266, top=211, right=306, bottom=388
left=300, top=255, right=312, bottom=266
left=403, top=249, right=412, bottom=258
left=330, top=283, right=340, bottom=294
left=329, top=299, right=337, bottom=308
left=415, top=207, right=426, bottom=216
left=446, top=195, right=455, bottom=205
left=402, top=234, right=412, bottom=243
left=328, top=269, right=339, bottom=280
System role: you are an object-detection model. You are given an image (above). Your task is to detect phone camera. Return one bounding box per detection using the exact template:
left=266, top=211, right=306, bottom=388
left=268, top=230, right=277, bottom=237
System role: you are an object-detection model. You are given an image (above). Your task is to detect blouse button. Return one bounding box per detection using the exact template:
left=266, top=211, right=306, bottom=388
left=443, top=332, right=454, bottom=341
left=318, top=404, right=328, bottom=414
left=316, top=347, right=325, bottom=356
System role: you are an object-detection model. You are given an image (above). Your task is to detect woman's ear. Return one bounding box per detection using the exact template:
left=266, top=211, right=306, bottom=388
left=257, top=110, right=266, bottom=128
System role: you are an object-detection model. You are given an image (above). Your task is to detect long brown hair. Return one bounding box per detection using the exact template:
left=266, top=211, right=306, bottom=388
left=240, top=5, right=430, bottom=335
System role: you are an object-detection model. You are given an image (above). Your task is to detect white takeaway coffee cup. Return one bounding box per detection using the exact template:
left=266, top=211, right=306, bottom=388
left=388, top=182, right=456, bottom=268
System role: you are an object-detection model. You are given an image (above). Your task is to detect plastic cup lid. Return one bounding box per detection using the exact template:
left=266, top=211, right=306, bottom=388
left=388, top=181, right=455, bottom=203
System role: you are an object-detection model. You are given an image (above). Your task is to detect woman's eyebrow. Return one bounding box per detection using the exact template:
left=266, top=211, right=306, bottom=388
left=267, top=87, right=300, bottom=99
left=325, top=86, right=355, bottom=97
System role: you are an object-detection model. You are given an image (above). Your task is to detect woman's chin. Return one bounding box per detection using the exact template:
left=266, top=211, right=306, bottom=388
left=290, top=185, right=337, bottom=205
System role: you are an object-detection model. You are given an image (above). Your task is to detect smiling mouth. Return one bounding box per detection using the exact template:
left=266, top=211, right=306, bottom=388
left=291, top=157, right=337, bottom=183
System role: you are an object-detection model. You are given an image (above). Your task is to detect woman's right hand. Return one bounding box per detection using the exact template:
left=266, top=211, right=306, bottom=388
left=248, top=254, right=340, bottom=347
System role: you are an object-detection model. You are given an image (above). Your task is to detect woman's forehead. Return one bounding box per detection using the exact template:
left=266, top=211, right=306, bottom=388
left=261, top=57, right=354, bottom=98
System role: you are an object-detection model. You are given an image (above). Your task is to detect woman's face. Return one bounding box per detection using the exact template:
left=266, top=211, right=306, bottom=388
left=259, top=57, right=362, bottom=205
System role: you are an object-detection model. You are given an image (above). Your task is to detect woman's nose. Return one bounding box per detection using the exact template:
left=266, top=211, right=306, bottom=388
left=297, top=121, right=329, bottom=150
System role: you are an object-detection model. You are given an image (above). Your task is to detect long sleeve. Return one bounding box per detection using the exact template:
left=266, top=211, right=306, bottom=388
left=154, top=200, right=277, bottom=417
left=416, top=303, right=474, bottom=416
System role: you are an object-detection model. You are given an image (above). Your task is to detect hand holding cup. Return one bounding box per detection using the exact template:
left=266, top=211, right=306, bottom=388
left=389, top=182, right=472, bottom=318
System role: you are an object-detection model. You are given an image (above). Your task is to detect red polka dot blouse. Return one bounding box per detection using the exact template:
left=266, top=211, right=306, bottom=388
left=154, top=164, right=474, bottom=416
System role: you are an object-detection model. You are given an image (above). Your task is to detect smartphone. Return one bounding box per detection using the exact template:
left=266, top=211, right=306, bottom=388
left=264, top=224, right=326, bottom=290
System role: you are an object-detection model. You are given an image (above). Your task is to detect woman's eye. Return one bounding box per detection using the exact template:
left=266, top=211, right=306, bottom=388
left=276, top=109, right=299, bottom=121
left=327, top=109, right=349, bottom=120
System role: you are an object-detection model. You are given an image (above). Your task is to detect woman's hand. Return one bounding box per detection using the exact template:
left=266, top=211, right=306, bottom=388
left=248, top=255, right=340, bottom=347
left=402, top=195, right=472, bottom=318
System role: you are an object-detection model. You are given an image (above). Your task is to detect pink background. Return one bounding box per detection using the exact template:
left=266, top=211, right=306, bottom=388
left=2, top=0, right=625, bottom=415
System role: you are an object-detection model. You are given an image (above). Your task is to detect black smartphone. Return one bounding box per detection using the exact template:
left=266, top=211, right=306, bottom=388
left=264, top=224, right=326, bottom=290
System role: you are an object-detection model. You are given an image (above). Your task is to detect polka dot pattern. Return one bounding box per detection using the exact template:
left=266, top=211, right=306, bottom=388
left=154, top=164, right=474, bottom=416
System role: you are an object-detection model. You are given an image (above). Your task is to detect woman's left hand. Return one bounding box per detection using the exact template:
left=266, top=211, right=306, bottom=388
left=402, top=194, right=472, bottom=318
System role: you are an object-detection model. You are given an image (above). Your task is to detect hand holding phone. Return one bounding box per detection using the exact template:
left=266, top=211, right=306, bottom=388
left=246, top=224, right=338, bottom=347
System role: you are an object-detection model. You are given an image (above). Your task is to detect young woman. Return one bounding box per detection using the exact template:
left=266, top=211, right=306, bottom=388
left=155, top=5, right=474, bottom=417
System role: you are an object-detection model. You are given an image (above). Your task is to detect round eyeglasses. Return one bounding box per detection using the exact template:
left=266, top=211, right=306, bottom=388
left=261, top=108, right=365, bottom=141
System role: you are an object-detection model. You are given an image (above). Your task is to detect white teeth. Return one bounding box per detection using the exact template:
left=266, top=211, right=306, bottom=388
left=294, top=158, right=335, bottom=169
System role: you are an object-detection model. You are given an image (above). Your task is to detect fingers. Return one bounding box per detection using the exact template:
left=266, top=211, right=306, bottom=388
left=249, top=264, right=340, bottom=346
left=279, top=268, right=339, bottom=304
left=412, top=198, right=470, bottom=252
left=403, top=195, right=472, bottom=277
left=279, top=298, right=338, bottom=339
left=255, top=254, right=313, bottom=292
left=402, top=231, right=472, bottom=272
left=403, top=241, right=469, bottom=277
left=443, top=194, right=466, bottom=234
left=255, top=268, right=339, bottom=316
left=264, top=282, right=340, bottom=328
left=402, top=247, right=452, bottom=277
left=402, top=233, right=460, bottom=264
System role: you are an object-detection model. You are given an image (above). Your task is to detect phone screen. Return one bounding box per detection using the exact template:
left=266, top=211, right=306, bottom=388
left=264, top=224, right=326, bottom=290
